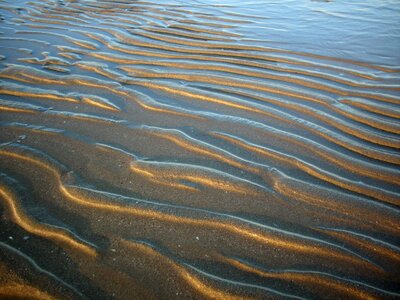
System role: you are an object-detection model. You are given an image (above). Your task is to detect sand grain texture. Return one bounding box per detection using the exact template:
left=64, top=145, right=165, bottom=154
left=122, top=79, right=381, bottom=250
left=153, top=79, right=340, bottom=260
left=0, top=0, right=399, bottom=299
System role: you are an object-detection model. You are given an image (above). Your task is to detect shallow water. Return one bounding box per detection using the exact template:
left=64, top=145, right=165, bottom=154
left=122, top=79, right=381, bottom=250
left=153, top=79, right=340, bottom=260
left=0, top=0, right=399, bottom=299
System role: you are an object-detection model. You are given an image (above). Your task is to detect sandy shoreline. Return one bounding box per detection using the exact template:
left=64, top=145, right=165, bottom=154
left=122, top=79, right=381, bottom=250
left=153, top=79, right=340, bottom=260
left=0, top=0, right=399, bottom=298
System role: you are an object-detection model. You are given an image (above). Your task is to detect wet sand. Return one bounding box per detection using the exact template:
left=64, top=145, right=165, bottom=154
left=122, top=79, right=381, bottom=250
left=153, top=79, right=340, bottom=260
left=0, top=0, right=399, bottom=299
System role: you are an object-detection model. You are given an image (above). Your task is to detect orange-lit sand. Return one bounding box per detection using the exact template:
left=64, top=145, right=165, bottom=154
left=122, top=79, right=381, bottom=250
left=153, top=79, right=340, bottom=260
left=0, top=0, right=399, bottom=298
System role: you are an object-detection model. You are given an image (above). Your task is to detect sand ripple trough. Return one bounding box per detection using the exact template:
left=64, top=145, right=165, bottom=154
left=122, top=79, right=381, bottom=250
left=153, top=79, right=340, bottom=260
left=0, top=0, right=399, bottom=298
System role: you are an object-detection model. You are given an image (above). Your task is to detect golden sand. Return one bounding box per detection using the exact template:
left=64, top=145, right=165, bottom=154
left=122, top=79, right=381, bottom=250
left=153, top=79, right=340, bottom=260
left=0, top=0, right=399, bottom=298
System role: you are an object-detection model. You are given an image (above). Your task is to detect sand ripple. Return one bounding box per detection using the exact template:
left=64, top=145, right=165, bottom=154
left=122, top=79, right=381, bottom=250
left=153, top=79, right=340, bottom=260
left=0, top=0, right=399, bottom=298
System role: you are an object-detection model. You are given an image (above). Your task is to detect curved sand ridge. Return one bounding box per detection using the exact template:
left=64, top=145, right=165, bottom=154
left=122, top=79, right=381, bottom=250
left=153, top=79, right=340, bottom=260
left=0, top=0, right=399, bottom=299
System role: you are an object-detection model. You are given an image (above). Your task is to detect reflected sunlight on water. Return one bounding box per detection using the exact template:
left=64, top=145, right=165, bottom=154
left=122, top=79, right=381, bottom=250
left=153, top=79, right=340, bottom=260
left=0, top=0, right=399, bottom=299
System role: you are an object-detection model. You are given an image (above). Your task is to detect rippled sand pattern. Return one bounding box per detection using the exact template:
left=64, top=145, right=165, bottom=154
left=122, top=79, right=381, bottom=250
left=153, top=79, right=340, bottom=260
left=0, top=0, right=399, bottom=298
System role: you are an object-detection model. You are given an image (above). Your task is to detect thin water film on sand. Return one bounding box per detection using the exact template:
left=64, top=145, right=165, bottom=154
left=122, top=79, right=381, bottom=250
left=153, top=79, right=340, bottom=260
left=0, top=0, right=399, bottom=299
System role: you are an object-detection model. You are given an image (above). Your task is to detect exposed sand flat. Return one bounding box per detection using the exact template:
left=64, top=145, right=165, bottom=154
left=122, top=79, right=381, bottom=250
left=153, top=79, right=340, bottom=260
left=0, top=0, right=399, bottom=299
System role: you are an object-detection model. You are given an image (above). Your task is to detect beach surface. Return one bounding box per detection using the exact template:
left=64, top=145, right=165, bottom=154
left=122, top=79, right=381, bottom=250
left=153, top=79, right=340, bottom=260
left=0, top=0, right=399, bottom=298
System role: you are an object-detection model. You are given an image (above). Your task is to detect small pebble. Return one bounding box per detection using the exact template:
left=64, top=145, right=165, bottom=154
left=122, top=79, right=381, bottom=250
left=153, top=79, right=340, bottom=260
left=16, top=135, right=26, bottom=143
